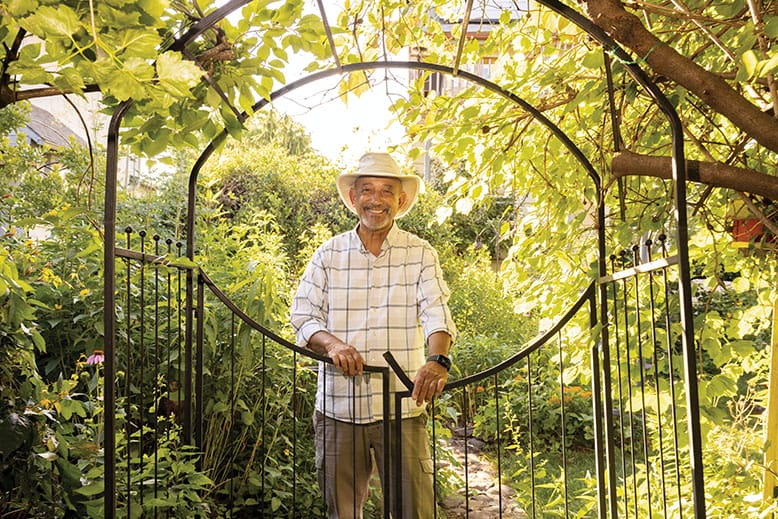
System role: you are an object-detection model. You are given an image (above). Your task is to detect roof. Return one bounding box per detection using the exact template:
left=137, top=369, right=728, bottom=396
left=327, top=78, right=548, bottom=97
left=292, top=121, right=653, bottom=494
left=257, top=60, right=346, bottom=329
left=21, top=105, right=87, bottom=148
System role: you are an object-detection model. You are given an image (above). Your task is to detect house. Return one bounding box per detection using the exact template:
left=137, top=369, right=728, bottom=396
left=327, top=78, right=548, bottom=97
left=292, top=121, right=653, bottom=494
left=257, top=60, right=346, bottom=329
left=11, top=98, right=158, bottom=194
left=409, top=1, right=524, bottom=97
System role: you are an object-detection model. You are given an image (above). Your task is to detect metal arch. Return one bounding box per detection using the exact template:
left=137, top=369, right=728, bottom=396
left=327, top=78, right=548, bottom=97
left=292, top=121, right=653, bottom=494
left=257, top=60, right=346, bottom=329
left=184, top=59, right=604, bottom=259
left=167, top=0, right=252, bottom=53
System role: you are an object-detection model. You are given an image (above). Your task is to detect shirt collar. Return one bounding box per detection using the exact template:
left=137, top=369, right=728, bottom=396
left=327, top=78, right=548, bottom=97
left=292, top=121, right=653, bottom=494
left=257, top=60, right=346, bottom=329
left=352, top=222, right=401, bottom=255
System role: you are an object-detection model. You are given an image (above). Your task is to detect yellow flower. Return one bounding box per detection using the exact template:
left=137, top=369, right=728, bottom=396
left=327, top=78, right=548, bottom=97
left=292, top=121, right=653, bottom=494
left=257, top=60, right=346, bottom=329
left=40, top=268, right=63, bottom=288
left=79, top=288, right=91, bottom=297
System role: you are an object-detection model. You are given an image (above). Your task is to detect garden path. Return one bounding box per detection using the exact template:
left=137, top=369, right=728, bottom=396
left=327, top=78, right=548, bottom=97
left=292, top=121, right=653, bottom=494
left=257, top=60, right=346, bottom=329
left=438, top=428, right=528, bottom=519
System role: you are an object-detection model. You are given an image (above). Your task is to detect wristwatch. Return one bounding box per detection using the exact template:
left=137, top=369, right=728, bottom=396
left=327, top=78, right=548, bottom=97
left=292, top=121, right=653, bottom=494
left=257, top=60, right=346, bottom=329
left=427, top=354, right=452, bottom=371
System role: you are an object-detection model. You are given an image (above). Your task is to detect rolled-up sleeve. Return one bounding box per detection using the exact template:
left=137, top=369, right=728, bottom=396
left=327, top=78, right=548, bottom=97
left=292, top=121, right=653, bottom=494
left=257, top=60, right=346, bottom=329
left=417, top=244, right=457, bottom=344
left=290, top=248, right=329, bottom=347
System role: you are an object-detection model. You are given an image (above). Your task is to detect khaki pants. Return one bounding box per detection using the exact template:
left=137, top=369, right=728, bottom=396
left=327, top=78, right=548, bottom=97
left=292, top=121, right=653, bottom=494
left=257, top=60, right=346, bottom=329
left=314, top=412, right=435, bottom=519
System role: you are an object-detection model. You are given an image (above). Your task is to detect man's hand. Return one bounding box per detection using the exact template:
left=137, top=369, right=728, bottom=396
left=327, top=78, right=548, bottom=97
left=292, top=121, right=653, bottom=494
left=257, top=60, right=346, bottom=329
left=411, top=361, right=448, bottom=407
left=307, top=331, right=364, bottom=377
left=327, top=341, right=365, bottom=377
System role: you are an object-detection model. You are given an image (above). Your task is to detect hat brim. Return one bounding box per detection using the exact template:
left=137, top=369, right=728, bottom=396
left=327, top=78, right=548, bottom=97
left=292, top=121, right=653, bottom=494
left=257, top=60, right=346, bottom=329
left=336, top=172, right=421, bottom=219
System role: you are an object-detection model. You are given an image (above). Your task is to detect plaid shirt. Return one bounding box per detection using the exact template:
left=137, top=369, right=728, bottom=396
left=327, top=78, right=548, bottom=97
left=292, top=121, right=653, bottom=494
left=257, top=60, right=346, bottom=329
left=290, top=224, right=456, bottom=423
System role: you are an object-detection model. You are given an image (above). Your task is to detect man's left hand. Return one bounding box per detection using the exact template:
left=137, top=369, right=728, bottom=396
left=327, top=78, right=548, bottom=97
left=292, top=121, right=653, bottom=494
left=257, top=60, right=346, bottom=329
left=411, top=361, right=448, bottom=407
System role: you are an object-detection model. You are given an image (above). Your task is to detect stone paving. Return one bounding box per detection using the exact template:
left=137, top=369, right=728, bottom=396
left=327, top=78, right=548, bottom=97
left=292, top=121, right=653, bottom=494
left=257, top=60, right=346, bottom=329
left=437, top=430, right=528, bottom=519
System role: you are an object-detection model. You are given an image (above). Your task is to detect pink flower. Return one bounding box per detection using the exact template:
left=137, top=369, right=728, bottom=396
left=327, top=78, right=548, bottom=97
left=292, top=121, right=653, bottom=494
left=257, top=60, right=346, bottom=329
left=86, top=350, right=104, bottom=365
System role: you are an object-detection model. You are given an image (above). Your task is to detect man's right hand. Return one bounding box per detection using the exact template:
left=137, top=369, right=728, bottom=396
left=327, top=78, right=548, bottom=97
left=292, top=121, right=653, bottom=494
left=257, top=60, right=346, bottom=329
left=308, top=331, right=364, bottom=377
left=327, top=341, right=365, bottom=377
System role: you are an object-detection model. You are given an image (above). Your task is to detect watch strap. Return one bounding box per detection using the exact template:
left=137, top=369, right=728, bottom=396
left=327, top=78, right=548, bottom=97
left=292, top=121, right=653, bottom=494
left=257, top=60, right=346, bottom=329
left=427, top=354, right=451, bottom=371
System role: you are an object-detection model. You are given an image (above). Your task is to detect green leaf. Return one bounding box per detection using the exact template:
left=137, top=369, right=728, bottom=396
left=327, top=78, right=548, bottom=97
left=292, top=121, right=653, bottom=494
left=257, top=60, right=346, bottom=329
left=18, top=42, right=42, bottom=62
left=138, top=0, right=170, bottom=19
left=144, top=497, right=171, bottom=506
left=581, top=50, right=603, bottom=69
left=0, top=417, right=29, bottom=458
left=31, top=329, right=45, bottom=352
left=706, top=373, right=737, bottom=399
left=6, top=0, right=38, bottom=17
left=97, top=3, right=141, bottom=28
left=109, top=27, right=161, bottom=57
left=729, top=339, right=753, bottom=357
left=765, top=16, right=778, bottom=38
left=53, top=65, right=87, bottom=93
left=187, top=473, right=213, bottom=487
left=739, top=50, right=759, bottom=81
left=22, top=5, right=83, bottom=37
left=732, top=276, right=750, bottom=292
left=103, top=57, right=153, bottom=101
left=124, top=56, right=156, bottom=80
left=500, top=221, right=510, bottom=237
left=56, top=457, right=83, bottom=488
left=713, top=0, right=745, bottom=17
left=167, top=256, right=197, bottom=269
left=7, top=62, right=54, bottom=84
left=762, top=54, right=778, bottom=76
left=156, top=51, right=203, bottom=97
left=75, top=481, right=105, bottom=497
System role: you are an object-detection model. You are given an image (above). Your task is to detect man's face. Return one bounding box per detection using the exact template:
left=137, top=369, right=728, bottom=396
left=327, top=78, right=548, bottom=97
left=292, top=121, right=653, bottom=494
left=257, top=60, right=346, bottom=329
left=350, top=176, right=407, bottom=233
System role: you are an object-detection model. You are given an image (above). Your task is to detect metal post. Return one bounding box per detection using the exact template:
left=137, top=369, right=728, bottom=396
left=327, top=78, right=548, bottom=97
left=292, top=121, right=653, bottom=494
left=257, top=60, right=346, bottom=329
left=103, top=100, right=132, bottom=519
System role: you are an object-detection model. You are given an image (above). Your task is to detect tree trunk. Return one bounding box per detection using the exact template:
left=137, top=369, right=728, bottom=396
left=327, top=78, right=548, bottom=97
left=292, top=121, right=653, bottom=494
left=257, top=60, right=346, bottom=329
left=582, top=0, right=778, bottom=154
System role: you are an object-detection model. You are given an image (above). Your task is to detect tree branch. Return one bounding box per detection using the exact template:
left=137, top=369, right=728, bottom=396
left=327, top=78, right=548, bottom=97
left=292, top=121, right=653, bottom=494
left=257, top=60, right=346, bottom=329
left=1, top=84, right=101, bottom=108
left=582, top=0, right=778, bottom=153
left=611, top=150, right=778, bottom=201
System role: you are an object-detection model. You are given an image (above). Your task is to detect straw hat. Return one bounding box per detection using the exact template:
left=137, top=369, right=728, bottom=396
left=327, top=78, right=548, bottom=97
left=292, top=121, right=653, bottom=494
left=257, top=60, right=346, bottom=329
left=336, top=152, right=421, bottom=219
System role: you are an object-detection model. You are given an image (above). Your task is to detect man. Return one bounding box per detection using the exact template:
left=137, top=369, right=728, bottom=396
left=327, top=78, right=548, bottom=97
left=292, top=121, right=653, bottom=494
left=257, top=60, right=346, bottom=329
left=290, top=152, right=456, bottom=519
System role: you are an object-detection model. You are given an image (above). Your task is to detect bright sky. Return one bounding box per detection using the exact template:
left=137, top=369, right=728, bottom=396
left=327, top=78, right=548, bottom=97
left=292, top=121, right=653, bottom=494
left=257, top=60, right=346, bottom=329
left=264, top=0, right=411, bottom=168
left=270, top=65, right=409, bottom=168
